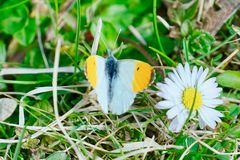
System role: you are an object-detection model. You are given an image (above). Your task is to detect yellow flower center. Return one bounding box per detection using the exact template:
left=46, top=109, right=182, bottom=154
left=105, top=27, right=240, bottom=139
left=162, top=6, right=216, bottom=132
left=182, top=87, right=203, bottom=110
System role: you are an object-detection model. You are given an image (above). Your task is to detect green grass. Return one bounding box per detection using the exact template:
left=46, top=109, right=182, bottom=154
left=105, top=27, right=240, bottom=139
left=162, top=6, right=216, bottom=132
left=0, top=0, right=239, bottom=159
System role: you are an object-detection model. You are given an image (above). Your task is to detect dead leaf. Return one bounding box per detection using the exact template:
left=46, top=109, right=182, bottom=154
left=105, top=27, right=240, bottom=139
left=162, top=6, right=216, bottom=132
left=202, top=0, right=240, bottom=35
left=0, top=98, right=17, bottom=121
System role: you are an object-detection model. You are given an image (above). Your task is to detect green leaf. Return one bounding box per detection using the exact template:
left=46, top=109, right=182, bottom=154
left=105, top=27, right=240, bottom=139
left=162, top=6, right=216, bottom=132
left=184, top=0, right=198, bottom=20
left=176, top=135, right=199, bottom=152
left=175, top=135, right=199, bottom=159
left=181, top=20, right=192, bottom=36
left=23, top=48, right=45, bottom=67
left=46, top=152, right=70, bottom=160
left=0, top=40, right=7, bottom=90
left=22, top=138, right=40, bottom=149
left=227, top=125, right=240, bottom=138
left=0, top=0, right=29, bottom=11
left=0, top=40, right=6, bottom=63
left=32, top=99, right=53, bottom=125
left=0, top=1, right=28, bottom=34
left=215, top=155, right=231, bottom=160
left=99, top=4, right=135, bottom=31
left=228, top=104, right=240, bottom=117
left=14, top=18, right=36, bottom=46
left=167, top=0, right=198, bottom=25
left=188, top=30, right=215, bottom=55
left=217, top=71, right=240, bottom=89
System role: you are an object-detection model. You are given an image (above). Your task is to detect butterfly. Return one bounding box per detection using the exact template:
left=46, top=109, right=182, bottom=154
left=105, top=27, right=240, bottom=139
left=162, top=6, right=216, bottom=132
left=85, top=50, right=154, bottom=115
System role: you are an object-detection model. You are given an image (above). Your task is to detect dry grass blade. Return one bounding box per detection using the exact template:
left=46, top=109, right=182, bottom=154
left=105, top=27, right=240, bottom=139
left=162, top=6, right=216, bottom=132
left=52, top=39, right=85, bottom=159
left=0, top=67, right=75, bottom=76
left=129, top=25, right=147, bottom=46
left=179, top=140, right=199, bottom=160
left=35, top=1, right=49, bottom=68
left=91, top=18, right=102, bottom=55
left=112, top=137, right=183, bottom=160
left=111, top=137, right=183, bottom=153
left=208, top=49, right=239, bottom=77
left=0, top=0, right=239, bottom=159
left=157, top=15, right=172, bottom=30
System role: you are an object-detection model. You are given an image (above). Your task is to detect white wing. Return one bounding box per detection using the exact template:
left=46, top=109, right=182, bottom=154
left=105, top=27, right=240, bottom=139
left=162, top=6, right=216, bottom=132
left=95, top=56, right=109, bottom=113
left=109, top=60, right=136, bottom=115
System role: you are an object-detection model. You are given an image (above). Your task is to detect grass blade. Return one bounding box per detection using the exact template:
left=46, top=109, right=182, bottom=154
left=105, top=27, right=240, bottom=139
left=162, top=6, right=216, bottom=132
left=153, top=0, right=165, bottom=54
left=149, top=46, right=176, bottom=66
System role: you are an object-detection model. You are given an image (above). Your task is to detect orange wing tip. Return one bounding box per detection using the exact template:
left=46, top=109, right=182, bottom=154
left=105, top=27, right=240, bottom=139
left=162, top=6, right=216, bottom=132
left=85, top=56, right=97, bottom=88
left=132, top=61, right=154, bottom=92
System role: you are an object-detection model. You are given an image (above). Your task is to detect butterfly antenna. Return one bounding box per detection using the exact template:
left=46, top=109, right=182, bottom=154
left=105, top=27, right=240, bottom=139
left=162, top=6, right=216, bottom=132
left=113, top=29, right=122, bottom=50
left=101, top=36, right=110, bottom=51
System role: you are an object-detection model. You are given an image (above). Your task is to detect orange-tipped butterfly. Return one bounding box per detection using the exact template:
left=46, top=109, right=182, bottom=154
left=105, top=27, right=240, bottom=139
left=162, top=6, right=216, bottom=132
left=85, top=50, right=154, bottom=115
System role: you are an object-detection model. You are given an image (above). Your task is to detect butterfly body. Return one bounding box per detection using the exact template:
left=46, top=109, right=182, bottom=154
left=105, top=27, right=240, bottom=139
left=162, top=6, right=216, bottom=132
left=85, top=51, right=154, bottom=115
left=105, top=55, right=118, bottom=101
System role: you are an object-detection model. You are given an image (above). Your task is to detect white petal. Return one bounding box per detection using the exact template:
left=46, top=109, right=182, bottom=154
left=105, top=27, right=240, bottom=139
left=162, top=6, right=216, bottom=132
left=168, top=73, right=184, bottom=90
left=172, top=69, right=186, bottom=87
left=196, top=66, right=203, bottom=79
left=199, top=77, right=216, bottom=92
left=198, top=107, right=216, bottom=129
left=156, top=82, right=165, bottom=89
left=215, top=116, right=222, bottom=123
left=184, top=63, right=191, bottom=86
left=198, top=77, right=222, bottom=98
left=197, top=68, right=209, bottom=87
left=202, top=86, right=222, bottom=96
left=169, top=110, right=188, bottom=132
left=159, top=85, right=182, bottom=102
left=203, top=99, right=224, bottom=108
left=156, top=100, right=176, bottom=109
left=202, top=89, right=222, bottom=99
left=167, top=105, right=184, bottom=119
left=165, top=78, right=181, bottom=91
left=198, top=114, right=206, bottom=129
left=191, top=66, right=198, bottom=86
left=176, top=64, right=188, bottom=87
left=199, top=106, right=223, bottom=129
left=168, top=117, right=178, bottom=132
left=177, top=110, right=190, bottom=132
left=164, top=78, right=182, bottom=98
left=202, top=106, right=224, bottom=117
left=156, top=92, right=172, bottom=100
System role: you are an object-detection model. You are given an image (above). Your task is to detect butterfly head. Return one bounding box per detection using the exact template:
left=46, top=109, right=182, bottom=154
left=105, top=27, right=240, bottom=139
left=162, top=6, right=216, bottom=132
left=107, top=49, right=114, bottom=58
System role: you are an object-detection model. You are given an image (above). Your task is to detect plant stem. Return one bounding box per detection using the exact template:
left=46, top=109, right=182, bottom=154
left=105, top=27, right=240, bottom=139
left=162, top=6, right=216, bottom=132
left=153, top=0, right=165, bottom=54
left=183, top=38, right=189, bottom=63
left=149, top=46, right=176, bottom=66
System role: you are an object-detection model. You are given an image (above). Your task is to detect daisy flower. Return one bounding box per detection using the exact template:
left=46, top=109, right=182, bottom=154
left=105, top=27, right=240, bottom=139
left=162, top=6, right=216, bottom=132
left=156, top=63, right=224, bottom=132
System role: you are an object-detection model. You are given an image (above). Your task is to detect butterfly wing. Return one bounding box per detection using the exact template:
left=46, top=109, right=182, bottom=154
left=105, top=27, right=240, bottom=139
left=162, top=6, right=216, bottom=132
left=109, top=60, right=154, bottom=115
left=85, top=55, right=109, bottom=113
